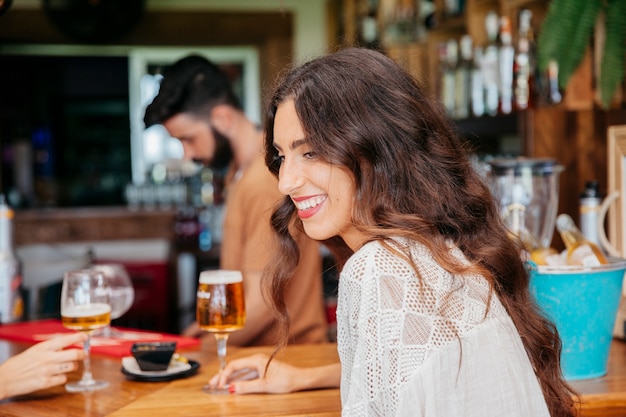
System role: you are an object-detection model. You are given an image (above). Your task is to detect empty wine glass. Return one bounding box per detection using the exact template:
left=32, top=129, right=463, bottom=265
left=60, top=269, right=111, bottom=392
left=91, top=263, right=134, bottom=338
left=196, top=270, right=246, bottom=394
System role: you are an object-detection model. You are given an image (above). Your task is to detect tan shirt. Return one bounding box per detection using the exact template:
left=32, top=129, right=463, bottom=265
left=220, top=153, right=328, bottom=345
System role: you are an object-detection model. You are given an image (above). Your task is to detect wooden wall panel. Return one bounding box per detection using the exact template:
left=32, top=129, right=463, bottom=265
left=13, top=208, right=176, bottom=246
left=527, top=107, right=626, bottom=249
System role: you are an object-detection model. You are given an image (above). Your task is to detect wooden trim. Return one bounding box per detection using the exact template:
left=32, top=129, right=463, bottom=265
left=13, top=207, right=177, bottom=246
left=606, top=125, right=626, bottom=256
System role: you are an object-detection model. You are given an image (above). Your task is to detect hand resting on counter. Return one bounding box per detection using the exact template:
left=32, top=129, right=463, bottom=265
left=0, top=332, right=87, bottom=400
left=208, top=353, right=341, bottom=394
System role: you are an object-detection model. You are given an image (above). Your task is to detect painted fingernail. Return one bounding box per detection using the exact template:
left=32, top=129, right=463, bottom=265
left=228, top=384, right=236, bottom=394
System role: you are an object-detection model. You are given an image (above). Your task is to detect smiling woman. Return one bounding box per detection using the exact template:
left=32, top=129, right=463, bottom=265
left=208, top=47, right=580, bottom=417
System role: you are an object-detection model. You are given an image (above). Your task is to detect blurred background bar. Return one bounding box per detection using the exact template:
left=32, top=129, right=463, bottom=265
left=1, top=0, right=624, bottom=336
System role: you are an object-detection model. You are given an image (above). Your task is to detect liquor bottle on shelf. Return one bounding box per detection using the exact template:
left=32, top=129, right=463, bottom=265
left=471, top=46, right=485, bottom=117
left=454, top=34, right=473, bottom=120
left=482, top=11, right=500, bottom=117
left=514, top=9, right=535, bottom=111
left=441, top=39, right=458, bottom=117
left=546, top=59, right=563, bottom=105
left=386, top=0, right=419, bottom=44
left=556, top=213, right=607, bottom=266
left=498, top=15, right=515, bottom=114
left=358, top=0, right=380, bottom=49
left=437, top=42, right=448, bottom=111
left=0, top=193, right=24, bottom=323
left=444, top=0, right=464, bottom=17
left=536, top=59, right=563, bottom=106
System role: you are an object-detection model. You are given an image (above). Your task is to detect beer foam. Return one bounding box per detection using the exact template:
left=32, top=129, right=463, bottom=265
left=199, top=270, right=243, bottom=284
left=62, top=302, right=111, bottom=317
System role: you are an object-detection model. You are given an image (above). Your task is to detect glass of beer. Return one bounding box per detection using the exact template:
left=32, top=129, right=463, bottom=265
left=60, top=269, right=111, bottom=392
left=196, top=269, right=246, bottom=394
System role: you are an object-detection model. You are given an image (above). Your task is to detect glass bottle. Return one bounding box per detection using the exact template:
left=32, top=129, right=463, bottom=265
left=471, top=46, right=485, bottom=117
left=436, top=42, right=446, bottom=106
left=444, top=0, right=463, bottom=17
left=556, top=213, right=608, bottom=266
left=579, top=180, right=603, bottom=250
left=498, top=15, right=515, bottom=114
left=441, top=39, right=458, bottom=117
left=0, top=193, right=24, bottom=323
left=454, top=34, right=473, bottom=120
left=358, top=0, right=380, bottom=49
left=524, top=231, right=559, bottom=266
left=482, top=11, right=500, bottom=116
left=514, top=9, right=534, bottom=111
left=547, top=59, right=563, bottom=105
left=501, top=188, right=558, bottom=266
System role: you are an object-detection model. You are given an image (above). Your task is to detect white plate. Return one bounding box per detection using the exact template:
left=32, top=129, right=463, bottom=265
left=121, top=356, right=192, bottom=377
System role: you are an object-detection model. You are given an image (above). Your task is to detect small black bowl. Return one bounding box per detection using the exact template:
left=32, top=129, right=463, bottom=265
left=131, top=341, right=177, bottom=371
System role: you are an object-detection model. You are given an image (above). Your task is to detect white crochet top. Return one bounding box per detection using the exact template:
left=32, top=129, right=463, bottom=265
left=336, top=238, right=550, bottom=417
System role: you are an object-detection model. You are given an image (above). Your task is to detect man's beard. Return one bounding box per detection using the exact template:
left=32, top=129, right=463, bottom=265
left=194, top=126, right=234, bottom=170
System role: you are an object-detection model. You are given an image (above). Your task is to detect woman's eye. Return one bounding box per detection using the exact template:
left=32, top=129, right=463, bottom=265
left=303, top=151, right=316, bottom=159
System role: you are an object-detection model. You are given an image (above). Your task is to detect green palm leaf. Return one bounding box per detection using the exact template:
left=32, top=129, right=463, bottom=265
left=599, top=0, right=626, bottom=109
left=537, top=0, right=603, bottom=89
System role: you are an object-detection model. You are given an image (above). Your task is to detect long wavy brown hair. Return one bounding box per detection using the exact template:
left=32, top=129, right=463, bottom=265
left=262, top=47, right=577, bottom=416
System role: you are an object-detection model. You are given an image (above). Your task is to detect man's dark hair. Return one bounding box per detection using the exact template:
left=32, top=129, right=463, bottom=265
left=144, top=55, right=242, bottom=127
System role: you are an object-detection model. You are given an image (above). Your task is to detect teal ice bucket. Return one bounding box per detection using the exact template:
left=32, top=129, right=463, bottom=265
left=529, top=258, right=626, bottom=380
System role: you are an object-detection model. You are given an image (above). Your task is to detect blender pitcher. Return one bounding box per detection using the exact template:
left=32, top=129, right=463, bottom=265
left=487, top=158, right=564, bottom=249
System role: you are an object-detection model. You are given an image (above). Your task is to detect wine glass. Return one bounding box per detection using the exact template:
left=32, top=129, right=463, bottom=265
left=60, top=269, right=111, bottom=392
left=196, top=270, right=246, bottom=394
left=91, top=263, right=135, bottom=337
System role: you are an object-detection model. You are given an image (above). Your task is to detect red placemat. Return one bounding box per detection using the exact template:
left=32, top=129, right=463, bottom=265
left=0, top=319, right=200, bottom=357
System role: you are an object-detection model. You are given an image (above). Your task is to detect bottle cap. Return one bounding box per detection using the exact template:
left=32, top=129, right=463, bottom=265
left=580, top=180, right=600, bottom=198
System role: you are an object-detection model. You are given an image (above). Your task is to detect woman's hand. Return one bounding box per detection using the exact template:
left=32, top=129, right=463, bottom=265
left=209, top=353, right=341, bottom=395
left=0, top=332, right=87, bottom=400
left=209, top=353, right=303, bottom=394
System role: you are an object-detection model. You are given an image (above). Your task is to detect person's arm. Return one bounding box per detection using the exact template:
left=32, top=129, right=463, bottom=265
left=208, top=353, right=341, bottom=394
left=0, top=332, right=87, bottom=400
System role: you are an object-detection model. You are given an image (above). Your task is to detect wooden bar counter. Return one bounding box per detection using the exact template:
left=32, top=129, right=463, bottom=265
left=2, top=337, right=626, bottom=416
left=0, top=339, right=340, bottom=417
left=571, top=339, right=626, bottom=417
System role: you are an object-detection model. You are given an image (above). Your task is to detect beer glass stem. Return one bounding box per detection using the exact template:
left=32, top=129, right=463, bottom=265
left=80, top=333, right=96, bottom=385
left=215, top=333, right=229, bottom=372
left=65, top=330, right=109, bottom=392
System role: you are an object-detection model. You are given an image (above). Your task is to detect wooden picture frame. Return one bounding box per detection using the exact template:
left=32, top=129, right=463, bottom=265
left=602, top=125, right=626, bottom=257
